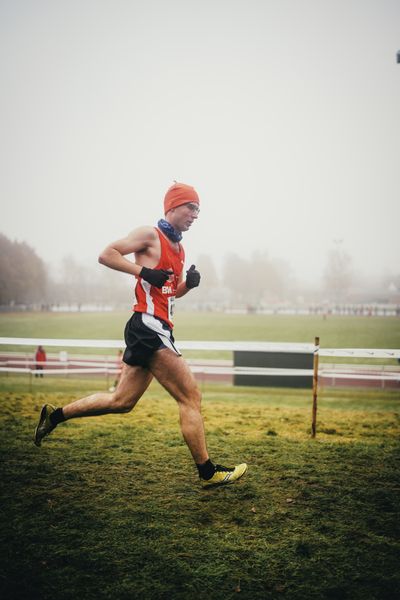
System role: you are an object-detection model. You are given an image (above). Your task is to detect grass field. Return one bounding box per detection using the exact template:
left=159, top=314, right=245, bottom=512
left=1, top=313, right=400, bottom=598
left=1, top=376, right=400, bottom=600
left=1, top=311, right=400, bottom=363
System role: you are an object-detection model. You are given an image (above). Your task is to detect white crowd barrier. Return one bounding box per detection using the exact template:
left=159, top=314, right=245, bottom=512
left=1, top=336, right=400, bottom=358
left=0, top=337, right=399, bottom=385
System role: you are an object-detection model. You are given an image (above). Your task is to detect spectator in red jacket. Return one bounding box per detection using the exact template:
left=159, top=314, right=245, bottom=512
left=35, top=346, right=46, bottom=378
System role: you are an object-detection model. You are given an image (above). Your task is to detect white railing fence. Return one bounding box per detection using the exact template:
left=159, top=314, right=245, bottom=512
left=1, top=337, right=399, bottom=382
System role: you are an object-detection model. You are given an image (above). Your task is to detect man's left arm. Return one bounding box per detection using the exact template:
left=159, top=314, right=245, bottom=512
left=176, top=264, right=201, bottom=298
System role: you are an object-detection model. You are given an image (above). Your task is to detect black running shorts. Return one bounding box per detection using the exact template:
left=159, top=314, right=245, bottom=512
left=123, top=312, right=181, bottom=368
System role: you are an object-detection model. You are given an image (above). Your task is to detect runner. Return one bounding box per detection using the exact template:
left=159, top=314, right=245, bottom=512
left=34, top=182, right=247, bottom=488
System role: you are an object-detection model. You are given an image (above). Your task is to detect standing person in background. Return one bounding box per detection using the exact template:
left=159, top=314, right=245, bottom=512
left=35, top=345, right=46, bottom=378
left=109, top=350, right=124, bottom=392
left=34, top=182, right=247, bottom=488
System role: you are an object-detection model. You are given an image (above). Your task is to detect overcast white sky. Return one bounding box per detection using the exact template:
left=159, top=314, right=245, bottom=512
left=1, top=0, right=399, bottom=284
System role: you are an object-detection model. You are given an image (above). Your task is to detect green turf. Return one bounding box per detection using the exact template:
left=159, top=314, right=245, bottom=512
left=1, top=378, right=399, bottom=599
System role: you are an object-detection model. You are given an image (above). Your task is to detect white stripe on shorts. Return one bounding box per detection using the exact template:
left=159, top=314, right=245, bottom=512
left=141, top=280, right=155, bottom=316
left=141, top=313, right=181, bottom=356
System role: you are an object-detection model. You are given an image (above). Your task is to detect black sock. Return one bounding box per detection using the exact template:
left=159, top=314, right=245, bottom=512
left=49, top=408, right=66, bottom=426
left=196, top=459, right=216, bottom=480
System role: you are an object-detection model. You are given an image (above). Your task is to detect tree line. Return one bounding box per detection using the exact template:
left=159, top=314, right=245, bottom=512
left=0, top=233, right=296, bottom=309
left=1, top=232, right=394, bottom=309
left=0, top=234, right=130, bottom=308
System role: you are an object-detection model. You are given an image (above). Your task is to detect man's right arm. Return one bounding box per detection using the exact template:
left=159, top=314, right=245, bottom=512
left=98, top=226, right=157, bottom=277
left=98, top=227, right=173, bottom=288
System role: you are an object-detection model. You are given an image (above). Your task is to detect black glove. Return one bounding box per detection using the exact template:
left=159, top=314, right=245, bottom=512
left=140, top=267, right=173, bottom=288
left=185, top=264, right=201, bottom=289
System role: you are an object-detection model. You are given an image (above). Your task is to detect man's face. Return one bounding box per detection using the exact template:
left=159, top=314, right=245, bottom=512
left=168, top=202, right=200, bottom=232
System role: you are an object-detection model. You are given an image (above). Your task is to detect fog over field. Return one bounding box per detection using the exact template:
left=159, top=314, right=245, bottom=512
left=1, top=0, right=399, bottom=287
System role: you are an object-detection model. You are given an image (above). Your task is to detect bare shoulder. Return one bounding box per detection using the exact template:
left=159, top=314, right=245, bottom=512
left=128, top=226, right=158, bottom=243
left=107, top=226, right=158, bottom=256
left=126, top=226, right=158, bottom=250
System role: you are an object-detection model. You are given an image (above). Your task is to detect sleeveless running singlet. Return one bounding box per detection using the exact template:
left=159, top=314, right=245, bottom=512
left=133, top=228, right=185, bottom=328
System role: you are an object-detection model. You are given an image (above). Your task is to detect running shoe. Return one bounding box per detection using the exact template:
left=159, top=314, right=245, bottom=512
left=34, top=404, right=56, bottom=447
left=200, top=463, right=248, bottom=488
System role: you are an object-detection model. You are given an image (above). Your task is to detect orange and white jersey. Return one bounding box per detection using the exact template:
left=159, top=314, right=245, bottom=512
left=133, top=228, right=185, bottom=328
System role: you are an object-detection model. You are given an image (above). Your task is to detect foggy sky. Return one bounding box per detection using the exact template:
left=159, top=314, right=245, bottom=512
left=1, top=0, right=399, bottom=284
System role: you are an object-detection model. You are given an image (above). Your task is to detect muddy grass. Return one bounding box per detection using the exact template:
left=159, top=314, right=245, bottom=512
left=1, top=380, right=399, bottom=599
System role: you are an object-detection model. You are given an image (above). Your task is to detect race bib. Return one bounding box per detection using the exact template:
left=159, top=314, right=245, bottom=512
left=168, top=296, right=176, bottom=322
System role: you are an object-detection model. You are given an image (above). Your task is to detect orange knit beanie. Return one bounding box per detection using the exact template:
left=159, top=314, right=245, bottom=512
left=164, top=182, right=199, bottom=214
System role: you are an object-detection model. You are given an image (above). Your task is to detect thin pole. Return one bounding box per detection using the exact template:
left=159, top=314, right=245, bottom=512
left=311, top=336, right=320, bottom=438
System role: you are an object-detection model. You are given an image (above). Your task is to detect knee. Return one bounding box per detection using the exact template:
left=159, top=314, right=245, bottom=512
left=193, top=387, right=202, bottom=408
left=111, top=391, right=137, bottom=413
left=185, top=386, right=202, bottom=411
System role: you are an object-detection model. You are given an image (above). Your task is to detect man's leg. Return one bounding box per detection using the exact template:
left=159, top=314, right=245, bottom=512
left=62, top=363, right=153, bottom=419
left=34, top=363, right=153, bottom=446
left=149, top=349, right=208, bottom=464
left=149, top=348, right=248, bottom=487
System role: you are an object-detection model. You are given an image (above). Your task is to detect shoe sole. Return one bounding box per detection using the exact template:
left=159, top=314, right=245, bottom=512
left=202, top=464, right=248, bottom=489
left=34, top=404, right=51, bottom=447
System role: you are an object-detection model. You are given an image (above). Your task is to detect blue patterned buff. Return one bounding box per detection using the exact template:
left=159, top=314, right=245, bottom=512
left=157, top=219, right=182, bottom=243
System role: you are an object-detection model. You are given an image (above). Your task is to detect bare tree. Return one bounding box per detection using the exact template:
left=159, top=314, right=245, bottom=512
left=222, top=251, right=291, bottom=307
left=0, top=233, right=47, bottom=305
left=323, top=242, right=353, bottom=303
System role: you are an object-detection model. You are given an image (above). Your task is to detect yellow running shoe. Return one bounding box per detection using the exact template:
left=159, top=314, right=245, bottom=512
left=200, top=463, right=248, bottom=488
left=34, top=404, right=56, bottom=447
